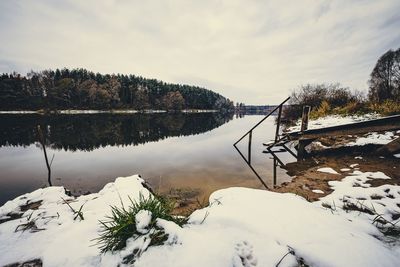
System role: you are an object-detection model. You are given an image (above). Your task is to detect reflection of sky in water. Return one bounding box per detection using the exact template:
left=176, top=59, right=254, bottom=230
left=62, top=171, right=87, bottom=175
left=0, top=115, right=296, bottom=205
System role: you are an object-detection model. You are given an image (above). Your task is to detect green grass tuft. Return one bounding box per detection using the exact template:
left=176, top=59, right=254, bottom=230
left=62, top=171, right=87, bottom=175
left=95, top=193, right=187, bottom=254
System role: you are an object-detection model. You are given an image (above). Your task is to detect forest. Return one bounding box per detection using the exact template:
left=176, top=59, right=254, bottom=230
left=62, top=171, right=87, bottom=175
left=0, top=68, right=234, bottom=112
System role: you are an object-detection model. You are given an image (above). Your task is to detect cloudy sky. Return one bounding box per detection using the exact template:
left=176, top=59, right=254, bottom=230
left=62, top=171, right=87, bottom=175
left=0, top=0, right=399, bottom=104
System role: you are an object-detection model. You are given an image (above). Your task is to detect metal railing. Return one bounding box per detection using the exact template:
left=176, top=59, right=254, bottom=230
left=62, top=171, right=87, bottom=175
left=233, top=97, right=290, bottom=189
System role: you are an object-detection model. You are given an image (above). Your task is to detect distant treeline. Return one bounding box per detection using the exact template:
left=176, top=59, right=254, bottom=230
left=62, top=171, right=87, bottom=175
left=235, top=103, right=280, bottom=114
left=0, top=113, right=233, bottom=151
left=0, top=68, right=234, bottom=111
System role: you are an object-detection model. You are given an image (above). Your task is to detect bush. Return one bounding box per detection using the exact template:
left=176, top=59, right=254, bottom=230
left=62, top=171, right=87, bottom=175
left=369, top=100, right=400, bottom=116
left=310, top=100, right=331, bottom=119
left=334, top=101, right=371, bottom=116
left=96, top=193, right=187, bottom=254
left=283, top=83, right=365, bottom=121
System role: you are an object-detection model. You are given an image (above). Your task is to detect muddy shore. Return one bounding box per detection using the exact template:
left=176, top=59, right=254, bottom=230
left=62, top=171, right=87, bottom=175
left=167, top=133, right=400, bottom=215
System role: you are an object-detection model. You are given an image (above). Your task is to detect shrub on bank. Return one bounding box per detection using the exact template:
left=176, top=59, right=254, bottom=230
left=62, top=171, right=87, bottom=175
left=282, top=82, right=400, bottom=121
left=310, top=100, right=331, bottom=119
left=283, top=83, right=362, bottom=121
left=369, top=100, right=400, bottom=116
left=310, top=101, right=372, bottom=118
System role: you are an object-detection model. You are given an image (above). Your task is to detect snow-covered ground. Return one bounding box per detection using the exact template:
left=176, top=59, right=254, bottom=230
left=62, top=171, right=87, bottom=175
left=1, top=172, right=400, bottom=267
left=0, top=175, right=151, bottom=266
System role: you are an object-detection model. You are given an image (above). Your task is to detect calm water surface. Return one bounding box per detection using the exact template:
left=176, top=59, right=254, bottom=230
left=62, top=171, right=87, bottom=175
left=0, top=113, right=296, bottom=205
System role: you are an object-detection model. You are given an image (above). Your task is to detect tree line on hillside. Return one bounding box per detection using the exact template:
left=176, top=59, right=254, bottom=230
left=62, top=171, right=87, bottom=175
left=0, top=68, right=234, bottom=112
left=283, top=47, right=400, bottom=120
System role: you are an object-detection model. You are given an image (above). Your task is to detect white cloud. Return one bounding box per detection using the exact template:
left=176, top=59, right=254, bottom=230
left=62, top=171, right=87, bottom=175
left=0, top=0, right=399, bottom=104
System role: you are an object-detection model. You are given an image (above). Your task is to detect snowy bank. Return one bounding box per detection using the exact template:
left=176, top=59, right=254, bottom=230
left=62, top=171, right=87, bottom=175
left=287, top=114, right=381, bottom=132
left=1, top=173, right=400, bottom=267
left=0, top=175, right=151, bottom=266
left=136, top=171, right=400, bottom=267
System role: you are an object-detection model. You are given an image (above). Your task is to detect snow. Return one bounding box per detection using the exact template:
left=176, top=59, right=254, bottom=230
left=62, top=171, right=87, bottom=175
left=347, top=132, right=396, bottom=146
left=312, top=190, right=324, bottom=194
left=317, top=171, right=397, bottom=229
left=350, top=163, right=359, bottom=168
left=135, top=210, right=152, bottom=234
left=182, top=109, right=218, bottom=113
left=287, top=114, right=380, bottom=132
left=59, top=110, right=110, bottom=114
left=59, top=109, right=162, bottom=114
left=0, top=175, right=151, bottom=267
left=304, top=141, right=329, bottom=152
left=394, top=154, right=400, bottom=158
left=0, top=110, right=37, bottom=114
left=136, top=184, right=400, bottom=267
left=355, top=156, right=363, bottom=159
left=340, top=168, right=351, bottom=172
left=317, top=167, right=339, bottom=174
left=1, top=172, right=400, bottom=267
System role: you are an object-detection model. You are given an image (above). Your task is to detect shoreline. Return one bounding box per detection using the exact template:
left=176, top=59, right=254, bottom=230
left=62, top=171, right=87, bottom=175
left=0, top=109, right=220, bottom=115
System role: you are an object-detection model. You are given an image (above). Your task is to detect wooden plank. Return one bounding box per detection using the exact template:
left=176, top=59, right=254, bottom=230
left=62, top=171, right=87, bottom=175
left=376, top=137, right=400, bottom=155
left=288, top=115, right=400, bottom=140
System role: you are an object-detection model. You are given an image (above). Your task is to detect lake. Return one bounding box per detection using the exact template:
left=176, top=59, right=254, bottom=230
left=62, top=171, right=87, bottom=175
left=0, top=112, right=296, bottom=206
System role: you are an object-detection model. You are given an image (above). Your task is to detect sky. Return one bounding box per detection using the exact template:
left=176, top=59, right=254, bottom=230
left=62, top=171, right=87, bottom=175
left=0, top=0, right=399, bottom=104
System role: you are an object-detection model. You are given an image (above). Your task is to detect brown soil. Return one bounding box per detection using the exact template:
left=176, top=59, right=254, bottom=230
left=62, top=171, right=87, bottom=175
left=158, top=176, right=263, bottom=216
left=272, top=145, right=400, bottom=202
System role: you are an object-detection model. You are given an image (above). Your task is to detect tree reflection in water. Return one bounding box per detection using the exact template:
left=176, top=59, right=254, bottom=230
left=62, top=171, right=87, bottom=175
left=0, top=113, right=233, bottom=151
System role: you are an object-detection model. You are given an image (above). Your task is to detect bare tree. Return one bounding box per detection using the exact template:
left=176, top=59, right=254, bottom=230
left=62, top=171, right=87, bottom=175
left=368, top=48, right=400, bottom=102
